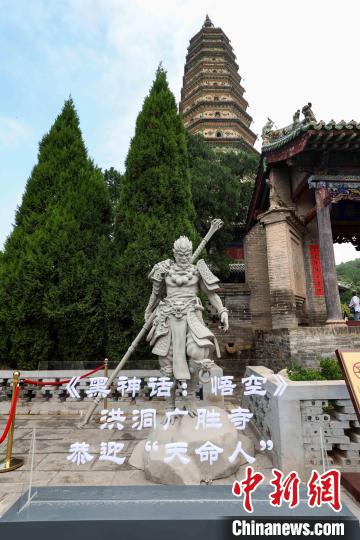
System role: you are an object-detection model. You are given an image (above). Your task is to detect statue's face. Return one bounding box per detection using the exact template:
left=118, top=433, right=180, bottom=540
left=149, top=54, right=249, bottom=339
left=174, top=248, right=192, bottom=269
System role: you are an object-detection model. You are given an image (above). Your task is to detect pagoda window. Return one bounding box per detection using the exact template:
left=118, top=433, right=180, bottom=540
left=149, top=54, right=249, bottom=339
left=216, top=131, right=222, bottom=138
left=215, top=112, right=221, bottom=117
left=214, top=96, right=219, bottom=101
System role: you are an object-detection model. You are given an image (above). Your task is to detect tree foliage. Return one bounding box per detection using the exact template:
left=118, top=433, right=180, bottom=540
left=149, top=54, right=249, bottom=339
left=187, top=133, right=259, bottom=277
left=0, top=99, right=111, bottom=369
left=106, top=67, right=196, bottom=361
left=104, top=167, right=123, bottom=213
left=337, top=257, right=360, bottom=303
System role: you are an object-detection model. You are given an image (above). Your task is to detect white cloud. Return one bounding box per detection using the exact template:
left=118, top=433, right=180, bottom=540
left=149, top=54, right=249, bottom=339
left=334, top=243, right=359, bottom=265
left=0, top=117, right=31, bottom=147
left=62, top=0, right=360, bottom=162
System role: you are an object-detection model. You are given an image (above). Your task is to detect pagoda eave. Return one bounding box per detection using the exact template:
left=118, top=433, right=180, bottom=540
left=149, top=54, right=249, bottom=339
left=188, top=117, right=256, bottom=137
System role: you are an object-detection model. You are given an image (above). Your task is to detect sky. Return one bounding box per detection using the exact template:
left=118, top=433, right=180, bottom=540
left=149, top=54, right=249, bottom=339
left=0, top=0, right=359, bottom=263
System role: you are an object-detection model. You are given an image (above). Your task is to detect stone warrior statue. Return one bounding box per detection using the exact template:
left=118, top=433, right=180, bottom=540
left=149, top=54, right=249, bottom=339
left=144, top=235, right=229, bottom=413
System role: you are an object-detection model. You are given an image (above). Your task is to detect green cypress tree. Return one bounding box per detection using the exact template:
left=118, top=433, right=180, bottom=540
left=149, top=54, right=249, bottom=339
left=104, top=167, right=123, bottom=213
left=0, top=99, right=111, bottom=369
left=107, top=66, right=196, bottom=361
left=187, top=133, right=259, bottom=278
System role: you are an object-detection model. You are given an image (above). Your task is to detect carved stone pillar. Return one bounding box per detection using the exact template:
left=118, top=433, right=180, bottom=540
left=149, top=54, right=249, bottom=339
left=315, top=187, right=345, bottom=325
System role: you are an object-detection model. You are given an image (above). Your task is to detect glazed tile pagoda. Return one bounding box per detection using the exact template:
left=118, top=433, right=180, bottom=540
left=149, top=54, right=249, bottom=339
left=180, top=15, right=257, bottom=151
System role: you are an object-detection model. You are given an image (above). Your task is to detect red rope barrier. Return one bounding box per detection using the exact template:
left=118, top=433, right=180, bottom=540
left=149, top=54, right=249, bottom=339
left=23, top=363, right=105, bottom=387
left=0, top=385, right=19, bottom=444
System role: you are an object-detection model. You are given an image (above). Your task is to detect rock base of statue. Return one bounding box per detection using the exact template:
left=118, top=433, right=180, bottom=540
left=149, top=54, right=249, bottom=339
left=129, top=406, right=254, bottom=485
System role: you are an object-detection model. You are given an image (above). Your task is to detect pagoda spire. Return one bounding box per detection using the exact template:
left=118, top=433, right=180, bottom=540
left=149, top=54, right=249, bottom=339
left=180, top=16, right=257, bottom=151
left=203, top=14, right=214, bottom=28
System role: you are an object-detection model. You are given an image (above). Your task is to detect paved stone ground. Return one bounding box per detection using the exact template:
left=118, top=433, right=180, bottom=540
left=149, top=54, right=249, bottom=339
left=0, top=401, right=359, bottom=521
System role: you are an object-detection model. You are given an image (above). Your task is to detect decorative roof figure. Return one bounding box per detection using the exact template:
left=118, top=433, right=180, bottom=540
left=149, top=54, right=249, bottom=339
left=261, top=117, right=274, bottom=143
left=293, top=109, right=300, bottom=125
left=203, top=14, right=214, bottom=27
left=302, top=102, right=316, bottom=123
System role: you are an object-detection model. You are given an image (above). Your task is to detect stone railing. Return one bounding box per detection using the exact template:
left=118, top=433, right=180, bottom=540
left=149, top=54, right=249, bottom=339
left=241, top=366, right=360, bottom=478
left=0, top=366, right=225, bottom=408
left=0, top=370, right=161, bottom=403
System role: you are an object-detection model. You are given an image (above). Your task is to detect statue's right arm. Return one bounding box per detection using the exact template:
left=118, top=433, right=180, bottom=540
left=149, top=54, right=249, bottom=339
left=144, top=281, right=163, bottom=322
left=144, top=260, right=170, bottom=321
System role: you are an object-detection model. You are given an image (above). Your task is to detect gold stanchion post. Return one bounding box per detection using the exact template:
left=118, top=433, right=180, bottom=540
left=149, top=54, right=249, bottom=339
left=104, top=358, right=109, bottom=411
left=0, top=370, right=24, bottom=473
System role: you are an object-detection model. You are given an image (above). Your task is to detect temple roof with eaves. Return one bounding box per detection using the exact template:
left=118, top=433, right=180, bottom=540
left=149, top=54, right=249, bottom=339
left=262, top=119, right=360, bottom=162
left=246, top=106, right=360, bottom=231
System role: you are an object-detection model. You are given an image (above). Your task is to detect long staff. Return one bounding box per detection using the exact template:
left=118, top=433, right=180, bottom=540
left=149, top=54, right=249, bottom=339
left=78, top=219, right=223, bottom=427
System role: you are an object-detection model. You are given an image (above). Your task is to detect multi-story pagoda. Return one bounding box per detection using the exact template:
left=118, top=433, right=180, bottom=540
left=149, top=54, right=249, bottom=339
left=180, top=15, right=257, bottom=152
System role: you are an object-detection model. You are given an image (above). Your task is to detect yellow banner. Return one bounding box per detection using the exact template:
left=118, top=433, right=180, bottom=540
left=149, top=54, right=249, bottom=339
left=337, top=351, right=360, bottom=421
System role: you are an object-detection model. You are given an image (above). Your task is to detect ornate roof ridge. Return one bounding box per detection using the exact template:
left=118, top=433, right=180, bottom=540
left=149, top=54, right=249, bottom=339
left=261, top=107, right=360, bottom=153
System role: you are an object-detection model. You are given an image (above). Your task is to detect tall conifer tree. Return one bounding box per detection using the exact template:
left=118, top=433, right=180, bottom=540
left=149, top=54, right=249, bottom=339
left=187, top=133, right=258, bottom=278
left=107, top=66, right=196, bottom=361
left=0, top=99, right=111, bottom=368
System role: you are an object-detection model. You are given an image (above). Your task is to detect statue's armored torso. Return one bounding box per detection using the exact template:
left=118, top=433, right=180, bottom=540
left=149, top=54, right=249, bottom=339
left=165, top=263, right=199, bottom=300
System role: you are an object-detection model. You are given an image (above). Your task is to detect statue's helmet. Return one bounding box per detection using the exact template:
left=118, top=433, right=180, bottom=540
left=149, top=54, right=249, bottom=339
left=173, top=236, right=192, bottom=255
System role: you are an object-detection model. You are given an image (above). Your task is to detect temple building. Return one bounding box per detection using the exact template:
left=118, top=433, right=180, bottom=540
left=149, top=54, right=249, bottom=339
left=180, top=19, right=360, bottom=379
left=244, top=107, right=360, bottom=369
left=208, top=106, right=360, bottom=380
left=179, top=15, right=257, bottom=152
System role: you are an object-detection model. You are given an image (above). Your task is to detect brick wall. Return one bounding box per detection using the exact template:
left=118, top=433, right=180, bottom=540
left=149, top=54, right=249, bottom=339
left=264, top=218, right=298, bottom=328
left=255, top=326, right=360, bottom=369
left=244, top=223, right=272, bottom=329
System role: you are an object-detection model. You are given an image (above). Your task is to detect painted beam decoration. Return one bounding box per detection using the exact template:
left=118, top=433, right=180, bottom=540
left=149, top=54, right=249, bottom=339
left=308, top=175, right=360, bottom=250
left=308, top=175, right=360, bottom=202
left=336, top=350, right=360, bottom=423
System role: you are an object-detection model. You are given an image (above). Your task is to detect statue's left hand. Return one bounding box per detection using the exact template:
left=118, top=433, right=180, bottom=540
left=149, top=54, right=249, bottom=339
left=220, top=311, right=229, bottom=332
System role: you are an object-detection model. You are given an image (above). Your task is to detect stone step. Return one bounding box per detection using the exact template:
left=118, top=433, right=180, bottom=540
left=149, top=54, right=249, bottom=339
left=302, top=414, right=331, bottom=422
left=302, top=406, right=326, bottom=415
left=303, top=426, right=345, bottom=437
left=303, top=435, right=350, bottom=444
left=332, top=411, right=358, bottom=422
left=334, top=399, right=354, bottom=406
left=302, top=400, right=328, bottom=407
left=304, top=443, right=333, bottom=451
left=307, top=457, right=334, bottom=466
left=334, top=442, right=360, bottom=451
left=349, top=432, right=360, bottom=444
left=334, top=404, right=356, bottom=414
left=331, top=449, right=360, bottom=466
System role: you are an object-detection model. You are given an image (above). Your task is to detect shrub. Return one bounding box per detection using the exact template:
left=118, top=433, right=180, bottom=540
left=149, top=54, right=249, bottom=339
left=319, top=358, right=343, bottom=380
left=287, top=358, right=343, bottom=381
